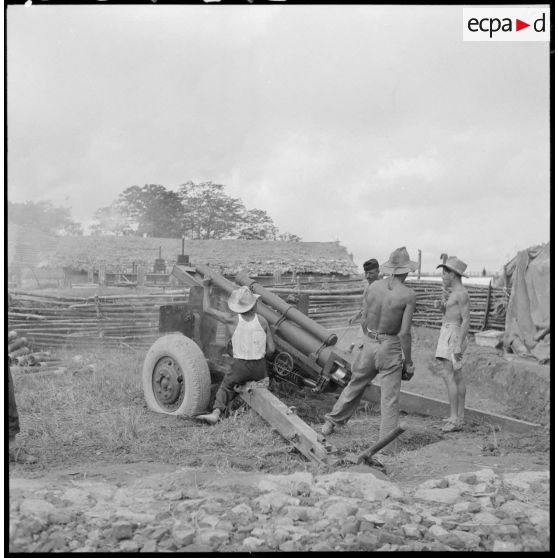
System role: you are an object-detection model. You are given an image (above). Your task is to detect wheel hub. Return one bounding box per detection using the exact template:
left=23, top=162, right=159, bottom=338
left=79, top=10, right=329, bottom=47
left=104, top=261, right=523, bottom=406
left=152, top=356, right=185, bottom=411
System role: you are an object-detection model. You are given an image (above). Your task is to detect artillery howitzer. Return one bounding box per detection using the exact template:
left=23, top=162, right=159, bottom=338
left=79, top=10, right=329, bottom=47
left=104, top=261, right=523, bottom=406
left=141, top=258, right=379, bottom=465
left=141, top=258, right=538, bottom=465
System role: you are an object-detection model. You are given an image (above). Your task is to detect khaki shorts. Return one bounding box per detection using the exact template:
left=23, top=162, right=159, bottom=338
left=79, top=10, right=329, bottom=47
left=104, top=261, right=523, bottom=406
left=435, top=323, right=467, bottom=370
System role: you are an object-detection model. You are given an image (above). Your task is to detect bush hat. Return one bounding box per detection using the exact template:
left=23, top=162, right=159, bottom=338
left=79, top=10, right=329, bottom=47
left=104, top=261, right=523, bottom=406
left=227, top=286, right=261, bottom=313
left=379, top=247, right=418, bottom=275
left=437, top=256, right=468, bottom=278
left=363, top=259, right=379, bottom=272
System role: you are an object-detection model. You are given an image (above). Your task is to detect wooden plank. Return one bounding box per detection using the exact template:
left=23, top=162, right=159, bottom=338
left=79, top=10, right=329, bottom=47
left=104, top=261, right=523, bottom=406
left=237, top=382, right=335, bottom=465
left=362, top=385, right=542, bottom=434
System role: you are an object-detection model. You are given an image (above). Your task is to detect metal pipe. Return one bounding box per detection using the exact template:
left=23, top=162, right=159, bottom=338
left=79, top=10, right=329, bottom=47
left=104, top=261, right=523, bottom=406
left=235, top=272, right=338, bottom=346
left=194, top=263, right=340, bottom=373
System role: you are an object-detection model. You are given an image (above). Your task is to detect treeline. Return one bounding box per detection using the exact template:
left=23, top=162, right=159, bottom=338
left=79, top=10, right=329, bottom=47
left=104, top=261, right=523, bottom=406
left=8, top=181, right=301, bottom=241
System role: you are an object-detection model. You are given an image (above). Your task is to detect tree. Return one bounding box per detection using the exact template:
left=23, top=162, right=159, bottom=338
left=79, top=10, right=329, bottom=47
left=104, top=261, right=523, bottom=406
left=8, top=201, right=83, bottom=235
left=115, top=185, right=184, bottom=237
left=277, top=232, right=302, bottom=242
left=236, top=208, right=278, bottom=240
left=178, top=181, right=245, bottom=240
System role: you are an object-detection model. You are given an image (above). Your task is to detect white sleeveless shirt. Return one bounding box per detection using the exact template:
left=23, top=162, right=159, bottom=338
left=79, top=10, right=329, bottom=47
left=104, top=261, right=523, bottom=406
left=231, top=314, right=267, bottom=360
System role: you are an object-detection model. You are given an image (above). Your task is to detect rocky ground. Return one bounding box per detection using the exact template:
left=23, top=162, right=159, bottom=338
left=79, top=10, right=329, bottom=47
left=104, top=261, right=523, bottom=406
left=9, top=463, right=549, bottom=552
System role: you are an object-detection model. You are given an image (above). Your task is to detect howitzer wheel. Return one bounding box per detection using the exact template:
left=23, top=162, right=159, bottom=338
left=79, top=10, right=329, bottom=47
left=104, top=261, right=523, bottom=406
left=142, top=333, right=211, bottom=416
left=273, top=352, right=294, bottom=377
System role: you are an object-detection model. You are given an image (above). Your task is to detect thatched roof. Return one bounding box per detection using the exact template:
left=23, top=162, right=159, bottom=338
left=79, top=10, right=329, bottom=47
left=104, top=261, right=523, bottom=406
left=7, top=226, right=358, bottom=276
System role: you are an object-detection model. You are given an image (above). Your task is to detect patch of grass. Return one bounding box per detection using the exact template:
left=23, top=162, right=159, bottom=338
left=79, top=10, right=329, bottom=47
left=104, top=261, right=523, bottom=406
left=12, top=345, right=312, bottom=472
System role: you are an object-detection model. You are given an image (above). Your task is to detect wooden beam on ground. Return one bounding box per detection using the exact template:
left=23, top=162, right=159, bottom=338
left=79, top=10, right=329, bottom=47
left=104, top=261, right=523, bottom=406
left=362, top=385, right=542, bottom=434
left=236, top=381, right=336, bottom=465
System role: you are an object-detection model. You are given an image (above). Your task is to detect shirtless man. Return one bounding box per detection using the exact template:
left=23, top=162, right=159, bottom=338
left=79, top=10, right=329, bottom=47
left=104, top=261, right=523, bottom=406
left=321, top=247, right=417, bottom=454
left=349, top=258, right=380, bottom=331
left=196, top=280, right=275, bottom=425
left=434, top=256, right=470, bottom=432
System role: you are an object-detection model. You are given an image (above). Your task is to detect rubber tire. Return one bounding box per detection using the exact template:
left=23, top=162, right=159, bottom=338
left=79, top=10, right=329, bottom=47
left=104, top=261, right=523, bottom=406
left=142, top=333, right=211, bottom=416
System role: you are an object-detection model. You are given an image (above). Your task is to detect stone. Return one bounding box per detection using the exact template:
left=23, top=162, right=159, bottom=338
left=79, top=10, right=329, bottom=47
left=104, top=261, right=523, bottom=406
left=470, top=511, right=500, bottom=525
left=257, top=472, right=314, bottom=494
left=492, top=524, right=520, bottom=536
left=378, top=531, right=405, bottom=545
left=279, top=540, right=299, bottom=552
left=418, top=478, right=449, bottom=490
left=356, top=534, right=379, bottom=550
left=283, top=505, right=321, bottom=522
left=230, top=503, right=253, bottom=518
left=324, top=500, right=359, bottom=521
left=310, top=541, right=331, bottom=552
left=493, top=540, right=523, bottom=552
left=341, top=518, right=360, bottom=535
left=467, top=501, right=482, bottom=513
left=61, top=488, right=92, bottom=506
left=254, top=491, right=300, bottom=513
left=172, top=527, right=196, bottom=547
left=111, top=521, right=135, bottom=541
left=174, top=498, right=206, bottom=514
left=314, top=471, right=400, bottom=501
left=195, top=529, right=230, bottom=547
left=452, top=501, right=470, bottom=513
left=120, top=540, right=141, bottom=552
left=151, top=525, right=170, bottom=542
left=402, top=524, right=422, bottom=539
left=458, top=473, right=478, bottom=485
left=268, top=527, right=291, bottom=546
left=242, top=536, right=265, bottom=551
left=140, top=540, right=157, bottom=553
left=428, top=524, right=449, bottom=539
left=360, top=513, right=385, bottom=526
left=19, top=498, right=56, bottom=522
left=310, top=519, right=330, bottom=532
left=449, top=530, right=481, bottom=549
left=415, top=488, right=461, bottom=504
left=48, top=509, right=73, bottom=524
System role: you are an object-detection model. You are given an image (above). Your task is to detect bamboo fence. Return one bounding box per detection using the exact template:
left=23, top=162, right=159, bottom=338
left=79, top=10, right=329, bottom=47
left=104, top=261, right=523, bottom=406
left=8, top=280, right=508, bottom=351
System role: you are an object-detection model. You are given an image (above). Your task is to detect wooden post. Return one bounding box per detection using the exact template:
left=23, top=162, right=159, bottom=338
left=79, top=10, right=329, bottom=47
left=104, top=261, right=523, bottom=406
left=99, top=263, right=106, bottom=286
left=417, top=249, right=422, bottom=280
left=87, top=268, right=94, bottom=284
left=482, top=282, right=492, bottom=331
left=137, top=264, right=146, bottom=287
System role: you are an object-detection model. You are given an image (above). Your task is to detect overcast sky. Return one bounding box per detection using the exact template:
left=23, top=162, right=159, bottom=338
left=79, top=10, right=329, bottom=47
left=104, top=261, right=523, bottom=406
left=7, top=4, right=550, bottom=272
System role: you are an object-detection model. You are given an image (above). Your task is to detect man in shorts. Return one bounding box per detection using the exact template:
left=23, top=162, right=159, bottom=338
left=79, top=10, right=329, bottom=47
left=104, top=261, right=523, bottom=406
left=321, top=247, right=417, bottom=454
left=435, top=256, right=470, bottom=432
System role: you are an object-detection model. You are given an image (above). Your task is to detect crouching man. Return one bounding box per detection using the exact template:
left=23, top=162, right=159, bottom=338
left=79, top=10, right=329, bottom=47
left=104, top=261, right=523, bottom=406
left=196, top=280, right=275, bottom=425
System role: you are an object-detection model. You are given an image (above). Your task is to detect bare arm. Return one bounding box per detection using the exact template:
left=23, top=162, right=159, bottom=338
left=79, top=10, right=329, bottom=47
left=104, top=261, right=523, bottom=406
left=258, top=316, right=276, bottom=357
left=399, top=292, right=416, bottom=364
left=202, top=280, right=235, bottom=326
left=457, top=291, right=470, bottom=354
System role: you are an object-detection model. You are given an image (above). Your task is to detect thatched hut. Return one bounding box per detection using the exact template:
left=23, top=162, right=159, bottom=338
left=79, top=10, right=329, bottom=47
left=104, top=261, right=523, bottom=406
left=7, top=225, right=358, bottom=289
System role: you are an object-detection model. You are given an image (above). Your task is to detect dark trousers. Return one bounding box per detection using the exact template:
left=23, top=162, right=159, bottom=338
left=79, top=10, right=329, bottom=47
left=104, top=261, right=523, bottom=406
left=213, top=358, right=267, bottom=412
left=8, top=367, right=20, bottom=439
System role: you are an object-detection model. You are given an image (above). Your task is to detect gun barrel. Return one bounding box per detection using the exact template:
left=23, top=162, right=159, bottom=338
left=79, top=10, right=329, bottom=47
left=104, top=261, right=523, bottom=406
left=194, top=263, right=339, bottom=374
left=235, top=272, right=337, bottom=347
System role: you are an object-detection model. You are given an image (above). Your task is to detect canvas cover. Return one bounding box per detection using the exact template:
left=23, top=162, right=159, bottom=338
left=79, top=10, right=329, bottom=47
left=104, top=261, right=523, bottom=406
left=503, top=243, right=550, bottom=364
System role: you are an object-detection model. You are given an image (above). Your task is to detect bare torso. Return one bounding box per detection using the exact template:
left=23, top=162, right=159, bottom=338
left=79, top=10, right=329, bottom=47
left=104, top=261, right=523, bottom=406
left=363, top=278, right=415, bottom=335
left=443, top=285, right=468, bottom=325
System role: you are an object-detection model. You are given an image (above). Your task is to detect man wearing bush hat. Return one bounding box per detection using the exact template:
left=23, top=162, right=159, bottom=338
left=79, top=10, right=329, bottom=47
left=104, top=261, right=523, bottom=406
left=435, top=256, right=470, bottom=432
left=196, top=282, right=275, bottom=425
left=322, top=247, right=417, bottom=455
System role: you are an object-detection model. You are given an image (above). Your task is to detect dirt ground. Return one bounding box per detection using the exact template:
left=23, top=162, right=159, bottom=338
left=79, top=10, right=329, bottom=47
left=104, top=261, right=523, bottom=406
left=10, top=325, right=549, bottom=492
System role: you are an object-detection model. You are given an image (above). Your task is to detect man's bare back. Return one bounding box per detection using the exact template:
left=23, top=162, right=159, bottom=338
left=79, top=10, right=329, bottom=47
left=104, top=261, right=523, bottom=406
left=363, top=278, right=415, bottom=335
